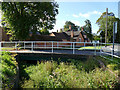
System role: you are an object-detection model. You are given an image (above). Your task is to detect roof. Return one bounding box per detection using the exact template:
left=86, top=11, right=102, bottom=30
left=52, top=32, right=70, bottom=40
left=29, top=35, right=62, bottom=41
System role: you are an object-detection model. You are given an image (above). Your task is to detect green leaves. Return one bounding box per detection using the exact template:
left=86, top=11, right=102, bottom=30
left=20, top=59, right=118, bottom=88
left=0, top=51, right=17, bottom=88
left=96, top=12, right=120, bottom=43
left=1, top=2, right=59, bottom=40
left=63, top=21, right=79, bottom=31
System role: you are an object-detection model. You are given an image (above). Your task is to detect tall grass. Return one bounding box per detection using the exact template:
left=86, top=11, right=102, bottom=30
left=0, top=51, right=17, bottom=88
left=20, top=59, right=119, bottom=88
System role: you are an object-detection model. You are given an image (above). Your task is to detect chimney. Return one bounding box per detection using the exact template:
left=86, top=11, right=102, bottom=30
left=81, top=27, right=84, bottom=31
left=71, top=30, right=74, bottom=38
left=69, top=25, right=71, bottom=30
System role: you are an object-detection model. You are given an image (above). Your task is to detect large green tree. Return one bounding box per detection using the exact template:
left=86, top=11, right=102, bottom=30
left=1, top=2, right=58, bottom=40
left=63, top=21, right=79, bottom=31
left=83, top=19, right=93, bottom=41
left=96, top=12, right=120, bottom=43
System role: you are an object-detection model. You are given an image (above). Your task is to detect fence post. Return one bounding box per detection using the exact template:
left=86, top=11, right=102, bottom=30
left=73, top=42, right=75, bottom=54
left=24, top=42, right=25, bottom=49
left=52, top=41, right=53, bottom=53
left=111, top=48, right=113, bottom=59
left=44, top=42, right=46, bottom=48
left=84, top=42, right=85, bottom=50
left=31, top=42, right=33, bottom=51
left=16, top=42, right=17, bottom=51
left=57, top=42, right=58, bottom=48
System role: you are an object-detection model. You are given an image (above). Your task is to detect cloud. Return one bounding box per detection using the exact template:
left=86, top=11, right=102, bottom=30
left=73, top=10, right=102, bottom=18
left=73, top=14, right=79, bottom=18
left=71, top=20, right=80, bottom=26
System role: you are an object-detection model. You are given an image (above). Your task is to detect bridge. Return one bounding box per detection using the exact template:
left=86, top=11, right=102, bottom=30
left=0, top=41, right=120, bottom=60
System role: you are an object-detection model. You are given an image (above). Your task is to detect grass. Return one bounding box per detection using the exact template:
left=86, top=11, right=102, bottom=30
left=1, top=47, right=22, bottom=51
left=78, top=46, right=102, bottom=50
left=19, top=57, right=119, bottom=88
left=0, top=51, right=17, bottom=88
left=96, top=56, right=120, bottom=75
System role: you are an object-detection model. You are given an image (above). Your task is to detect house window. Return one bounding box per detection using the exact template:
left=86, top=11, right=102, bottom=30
left=84, top=35, right=86, bottom=38
left=79, top=38, right=81, bottom=42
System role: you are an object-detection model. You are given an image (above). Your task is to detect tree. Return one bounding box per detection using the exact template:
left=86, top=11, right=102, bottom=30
left=84, top=19, right=92, bottom=34
left=83, top=19, right=93, bottom=41
left=93, top=33, right=100, bottom=41
left=63, top=21, right=79, bottom=31
left=1, top=2, right=59, bottom=40
left=96, top=12, right=120, bottom=43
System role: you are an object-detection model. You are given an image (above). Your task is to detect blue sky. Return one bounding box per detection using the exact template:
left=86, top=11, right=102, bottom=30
left=52, top=2, right=119, bottom=34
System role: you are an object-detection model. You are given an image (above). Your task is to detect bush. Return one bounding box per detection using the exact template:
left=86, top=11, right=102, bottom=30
left=20, top=59, right=119, bottom=88
left=0, top=51, right=17, bottom=88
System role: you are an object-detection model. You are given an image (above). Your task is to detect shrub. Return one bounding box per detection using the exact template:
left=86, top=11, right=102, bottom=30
left=20, top=59, right=119, bottom=88
left=0, top=51, right=17, bottom=88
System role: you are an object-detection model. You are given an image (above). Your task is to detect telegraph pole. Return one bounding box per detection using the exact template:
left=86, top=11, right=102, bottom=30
left=105, top=8, right=108, bottom=46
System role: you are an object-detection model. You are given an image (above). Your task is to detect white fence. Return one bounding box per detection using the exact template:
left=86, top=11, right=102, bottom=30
left=0, top=41, right=120, bottom=58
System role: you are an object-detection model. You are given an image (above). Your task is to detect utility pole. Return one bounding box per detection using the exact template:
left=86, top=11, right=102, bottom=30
left=105, top=8, right=108, bottom=46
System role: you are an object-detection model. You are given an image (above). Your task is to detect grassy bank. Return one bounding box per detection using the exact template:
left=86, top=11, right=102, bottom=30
left=0, top=51, right=17, bottom=88
left=78, top=46, right=101, bottom=50
left=19, top=57, right=119, bottom=88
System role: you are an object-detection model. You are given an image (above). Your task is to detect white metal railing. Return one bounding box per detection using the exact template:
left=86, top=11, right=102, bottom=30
left=0, top=41, right=120, bottom=58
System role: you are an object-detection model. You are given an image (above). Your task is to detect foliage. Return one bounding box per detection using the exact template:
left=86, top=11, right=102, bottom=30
left=39, top=28, right=49, bottom=35
left=83, top=19, right=93, bottom=41
left=1, top=2, right=59, bottom=40
left=93, top=33, right=101, bottom=41
left=19, top=58, right=118, bottom=88
left=0, top=51, right=17, bottom=88
left=96, top=12, right=120, bottom=43
left=63, top=21, right=80, bottom=31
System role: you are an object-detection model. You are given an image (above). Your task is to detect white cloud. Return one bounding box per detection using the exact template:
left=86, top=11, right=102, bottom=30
left=79, top=13, right=90, bottom=18
left=73, top=10, right=102, bottom=19
left=51, top=19, right=66, bottom=32
left=72, top=14, right=79, bottom=18
left=71, top=20, right=80, bottom=26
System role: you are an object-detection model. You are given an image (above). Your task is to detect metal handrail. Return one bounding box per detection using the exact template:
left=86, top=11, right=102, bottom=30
left=0, top=41, right=120, bottom=59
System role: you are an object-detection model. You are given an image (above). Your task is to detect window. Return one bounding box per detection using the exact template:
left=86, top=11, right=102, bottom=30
left=84, top=35, right=86, bottom=38
left=79, top=38, right=81, bottom=42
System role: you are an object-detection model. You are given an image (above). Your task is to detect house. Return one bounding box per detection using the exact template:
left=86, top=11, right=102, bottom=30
left=50, top=26, right=91, bottom=46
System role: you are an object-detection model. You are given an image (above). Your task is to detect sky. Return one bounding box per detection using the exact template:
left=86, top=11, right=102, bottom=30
left=52, top=2, right=119, bottom=34
left=0, top=1, right=119, bottom=34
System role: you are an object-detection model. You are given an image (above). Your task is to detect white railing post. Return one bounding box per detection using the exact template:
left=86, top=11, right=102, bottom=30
left=44, top=42, right=46, bottom=48
left=16, top=42, right=17, bottom=51
left=84, top=42, right=85, bottom=50
left=57, top=42, right=58, bottom=48
left=73, top=42, right=75, bottom=54
left=111, top=48, right=113, bottom=59
left=31, top=42, right=33, bottom=51
left=52, top=42, right=53, bottom=53
left=24, top=42, right=25, bottom=49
